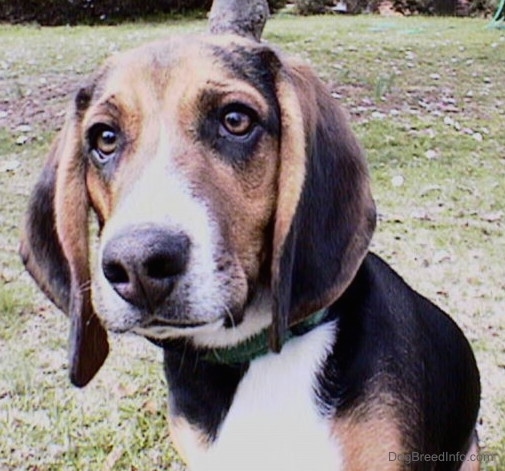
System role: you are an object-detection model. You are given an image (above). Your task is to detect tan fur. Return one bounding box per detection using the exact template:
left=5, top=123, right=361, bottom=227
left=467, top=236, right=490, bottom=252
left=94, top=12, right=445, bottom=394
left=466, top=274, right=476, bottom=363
left=332, top=401, right=403, bottom=471
left=169, top=416, right=212, bottom=463
left=54, top=119, right=90, bottom=285
left=86, top=167, right=111, bottom=224
left=270, top=72, right=308, bottom=289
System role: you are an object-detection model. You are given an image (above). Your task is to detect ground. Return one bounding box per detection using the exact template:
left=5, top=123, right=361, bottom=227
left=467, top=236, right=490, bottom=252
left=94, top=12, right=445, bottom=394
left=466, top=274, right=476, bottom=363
left=0, top=14, right=504, bottom=471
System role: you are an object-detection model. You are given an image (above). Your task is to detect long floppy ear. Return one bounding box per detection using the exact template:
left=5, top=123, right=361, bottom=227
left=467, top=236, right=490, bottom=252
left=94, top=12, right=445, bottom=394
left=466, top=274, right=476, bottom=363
left=270, top=60, right=376, bottom=350
left=19, top=86, right=109, bottom=387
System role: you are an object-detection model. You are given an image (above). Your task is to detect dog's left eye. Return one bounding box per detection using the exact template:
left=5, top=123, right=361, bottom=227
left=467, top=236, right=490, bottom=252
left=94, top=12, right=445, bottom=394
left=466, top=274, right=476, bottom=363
left=88, top=124, right=119, bottom=166
left=220, top=106, right=256, bottom=137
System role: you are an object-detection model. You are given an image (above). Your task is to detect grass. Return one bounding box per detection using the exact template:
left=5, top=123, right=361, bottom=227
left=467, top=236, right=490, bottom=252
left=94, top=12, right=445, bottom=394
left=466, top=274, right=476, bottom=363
left=0, top=13, right=504, bottom=470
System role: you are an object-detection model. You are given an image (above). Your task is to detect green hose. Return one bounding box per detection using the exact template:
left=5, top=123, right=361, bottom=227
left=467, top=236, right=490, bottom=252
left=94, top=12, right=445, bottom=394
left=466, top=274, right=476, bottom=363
left=493, top=0, right=505, bottom=22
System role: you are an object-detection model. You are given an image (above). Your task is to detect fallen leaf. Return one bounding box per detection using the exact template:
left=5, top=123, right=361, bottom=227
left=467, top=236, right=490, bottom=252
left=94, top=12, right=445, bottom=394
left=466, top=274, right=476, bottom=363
left=102, top=446, right=124, bottom=471
left=443, top=106, right=459, bottom=114
left=425, top=149, right=438, bottom=160
left=410, top=209, right=432, bottom=221
left=433, top=250, right=451, bottom=264
left=443, top=116, right=461, bottom=130
left=371, top=111, right=386, bottom=120
left=142, top=399, right=159, bottom=415
left=16, top=124, right=32, bottom=133
left=116, top=383, right=138, bottom=398
left=391, top=175, right=404, bottom=187
left=0, top=160, right=21, bottom=172
left=419, top=184, right=442, bottom=197
left=480, top=211, right=503, bottom=223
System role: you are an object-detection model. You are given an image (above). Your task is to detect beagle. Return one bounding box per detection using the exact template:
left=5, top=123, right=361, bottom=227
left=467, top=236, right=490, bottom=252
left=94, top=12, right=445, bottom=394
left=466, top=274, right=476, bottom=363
left=20, top=34, right=480, bottom=471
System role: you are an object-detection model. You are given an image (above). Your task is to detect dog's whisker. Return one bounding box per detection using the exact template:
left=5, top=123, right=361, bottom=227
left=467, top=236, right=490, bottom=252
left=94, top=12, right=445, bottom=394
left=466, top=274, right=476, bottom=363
left=78, top=280, right=92, bottom=294
left=224, top=306, right=236, bottom=330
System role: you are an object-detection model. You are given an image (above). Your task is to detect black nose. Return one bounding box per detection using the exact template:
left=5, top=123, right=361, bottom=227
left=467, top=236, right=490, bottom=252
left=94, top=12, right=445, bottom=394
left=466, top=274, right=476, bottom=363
left=101, top=226, right=190, bottom=310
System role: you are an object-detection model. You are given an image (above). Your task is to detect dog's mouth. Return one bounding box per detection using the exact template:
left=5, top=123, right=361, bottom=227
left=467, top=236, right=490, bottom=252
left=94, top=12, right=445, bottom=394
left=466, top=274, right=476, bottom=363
left=143, top=317, right=208, bottom=329
left=132, top=316, right=224, bottom=339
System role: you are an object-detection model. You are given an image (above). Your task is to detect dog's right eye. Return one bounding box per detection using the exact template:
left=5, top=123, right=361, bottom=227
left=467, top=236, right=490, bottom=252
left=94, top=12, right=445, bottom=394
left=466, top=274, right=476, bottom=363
left=220, top=106, right=256, bottom=138
left=88, top=124, right=119, bottom=166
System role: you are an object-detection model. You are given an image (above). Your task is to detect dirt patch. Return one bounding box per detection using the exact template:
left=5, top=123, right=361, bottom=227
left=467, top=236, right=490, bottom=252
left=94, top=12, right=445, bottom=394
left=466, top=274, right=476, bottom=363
left=1, top=73, right=80, bottom=133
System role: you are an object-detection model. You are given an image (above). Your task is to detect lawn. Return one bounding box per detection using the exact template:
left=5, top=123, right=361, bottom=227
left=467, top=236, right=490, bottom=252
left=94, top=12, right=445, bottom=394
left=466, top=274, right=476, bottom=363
left=0, top=13, right=504, bottom=471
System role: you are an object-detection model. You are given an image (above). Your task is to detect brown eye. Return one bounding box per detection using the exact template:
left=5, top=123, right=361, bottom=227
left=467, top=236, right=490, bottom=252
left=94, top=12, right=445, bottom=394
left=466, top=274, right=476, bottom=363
left=96, top=129, right=117, bottom=154
left=220, top=107, right=256, bottom=137
left=88, top=124, right=119, bottom=166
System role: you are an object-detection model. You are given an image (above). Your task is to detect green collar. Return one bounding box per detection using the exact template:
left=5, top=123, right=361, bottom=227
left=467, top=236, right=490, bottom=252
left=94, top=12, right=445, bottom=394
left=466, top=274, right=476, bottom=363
left=203, top=308, right=328, bottom=365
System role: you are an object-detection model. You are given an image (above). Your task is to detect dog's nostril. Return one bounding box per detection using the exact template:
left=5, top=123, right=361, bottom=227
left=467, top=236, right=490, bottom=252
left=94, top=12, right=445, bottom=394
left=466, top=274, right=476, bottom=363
left=103, top=261, right=129, bottom=284
left=145, top=257, right=174, bottom=279
left=145, top=252, right=187, bottom=280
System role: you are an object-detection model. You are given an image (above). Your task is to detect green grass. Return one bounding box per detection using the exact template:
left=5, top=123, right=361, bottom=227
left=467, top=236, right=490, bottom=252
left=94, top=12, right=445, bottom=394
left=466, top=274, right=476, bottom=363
left=0, top=14, right=504, bottom=470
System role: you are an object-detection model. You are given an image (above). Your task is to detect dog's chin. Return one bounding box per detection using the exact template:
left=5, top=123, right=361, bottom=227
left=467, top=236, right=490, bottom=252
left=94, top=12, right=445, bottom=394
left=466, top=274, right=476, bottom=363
left=189, top=292, right=273, bottom=349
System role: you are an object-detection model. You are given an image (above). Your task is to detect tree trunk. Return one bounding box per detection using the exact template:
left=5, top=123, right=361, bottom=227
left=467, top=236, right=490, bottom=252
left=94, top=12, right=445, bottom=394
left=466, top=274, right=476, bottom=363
left=208, top=0, right=270, bottom=42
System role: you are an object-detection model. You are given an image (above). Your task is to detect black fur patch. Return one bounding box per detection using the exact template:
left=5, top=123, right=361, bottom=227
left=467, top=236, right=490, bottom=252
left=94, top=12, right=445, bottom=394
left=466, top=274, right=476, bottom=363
left=163, top=342, right=249, bottom=441
left=317, top=253, right=480, bottom=466
left=21, top=154, right=71, bottom=312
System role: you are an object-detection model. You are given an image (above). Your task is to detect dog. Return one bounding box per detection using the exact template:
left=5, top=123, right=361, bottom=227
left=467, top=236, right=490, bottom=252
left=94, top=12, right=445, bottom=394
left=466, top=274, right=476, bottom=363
left=20, top=33, right=480, bottom=471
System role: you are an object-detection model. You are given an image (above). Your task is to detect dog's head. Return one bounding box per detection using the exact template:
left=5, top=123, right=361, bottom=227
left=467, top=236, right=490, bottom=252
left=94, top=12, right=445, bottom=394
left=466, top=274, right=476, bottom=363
left=20, top=34, right=376, bottom=386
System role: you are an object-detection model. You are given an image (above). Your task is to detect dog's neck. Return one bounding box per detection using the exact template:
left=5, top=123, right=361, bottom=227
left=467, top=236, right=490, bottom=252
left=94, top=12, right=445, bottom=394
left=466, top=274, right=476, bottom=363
left=202, top=308, right=329, bottom=365
left=161, top=304, right=335, bottom=446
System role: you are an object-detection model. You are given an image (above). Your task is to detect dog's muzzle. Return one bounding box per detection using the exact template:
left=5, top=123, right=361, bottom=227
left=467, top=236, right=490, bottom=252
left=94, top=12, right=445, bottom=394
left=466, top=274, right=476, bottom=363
left=101, top=224, right=190, bottom=313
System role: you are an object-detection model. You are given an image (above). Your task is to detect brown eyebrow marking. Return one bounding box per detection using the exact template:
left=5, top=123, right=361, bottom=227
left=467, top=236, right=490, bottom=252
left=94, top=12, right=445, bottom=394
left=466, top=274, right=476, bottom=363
left=90, top=98, right=123, bottom=121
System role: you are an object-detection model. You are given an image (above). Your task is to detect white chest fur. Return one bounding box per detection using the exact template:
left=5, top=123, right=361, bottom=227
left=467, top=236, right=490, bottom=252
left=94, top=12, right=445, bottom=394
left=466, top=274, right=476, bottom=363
left=172, top=321, right=344, bottom=471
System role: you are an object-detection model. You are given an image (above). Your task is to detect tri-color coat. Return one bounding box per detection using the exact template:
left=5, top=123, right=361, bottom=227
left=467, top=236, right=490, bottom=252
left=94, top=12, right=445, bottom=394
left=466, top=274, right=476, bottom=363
left=20, top=34, right=480, bottom=471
